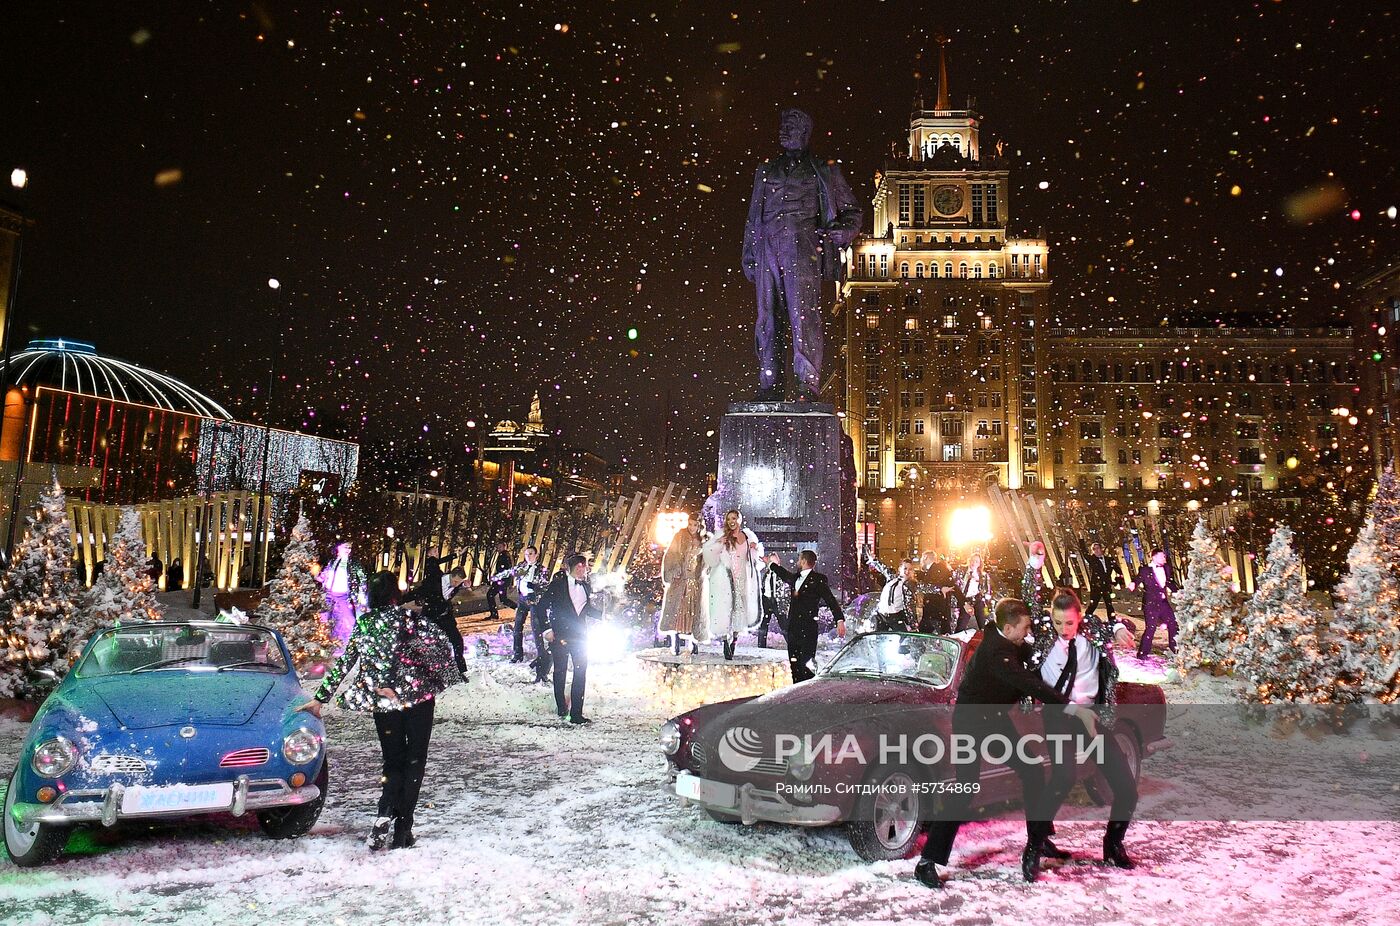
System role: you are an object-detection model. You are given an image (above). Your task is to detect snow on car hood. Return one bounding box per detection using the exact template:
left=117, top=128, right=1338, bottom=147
left=89, top=674, right=278, bottom=728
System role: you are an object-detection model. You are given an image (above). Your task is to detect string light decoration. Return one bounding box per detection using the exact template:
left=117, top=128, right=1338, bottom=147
left=196, top=421, right=359, bottom=495
left=1175, top=518, right=1245, bottom=676
left=0, top=478, right=82, bottom=699
left=253, top=513, right=336, bottom=674
left=79, top=507, right=165, bottom=631
left=634, top=650, right=791, bottom=716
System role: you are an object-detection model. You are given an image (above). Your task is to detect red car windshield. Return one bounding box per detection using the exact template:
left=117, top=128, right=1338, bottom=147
left=824, top=633, right=960, bottom=687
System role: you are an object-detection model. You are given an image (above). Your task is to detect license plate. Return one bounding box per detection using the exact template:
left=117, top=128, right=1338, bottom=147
left=121, top=782, right=235, bottom=815
left=675, top=774, right=737, bottom=809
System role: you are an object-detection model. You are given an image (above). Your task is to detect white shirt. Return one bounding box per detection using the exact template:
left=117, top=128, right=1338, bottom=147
left=964, top=573, right=980, bottom=597
left=795, top=568, right=812, bottom=594
left=441, top=575, right=454, bottom=599
left=568, top=577, right=588, bottom=614
left=517, top=564, right=541, bottom=597
left=878, top=578, right=906, bottom=614
left=325, top=559, right=349, bottom=596
left=1153, top=565, right=1168, bottom=591
left=1039, top=636, right=1100, bottom=706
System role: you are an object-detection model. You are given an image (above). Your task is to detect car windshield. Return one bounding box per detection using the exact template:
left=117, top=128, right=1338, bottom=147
left=76, top=623, right=289, bottom=677
left=823, top=633, right=961, bottom=687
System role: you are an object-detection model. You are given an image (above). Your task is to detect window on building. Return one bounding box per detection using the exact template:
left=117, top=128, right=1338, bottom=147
left=880, top=254, right=889, bottom=277
left=973, top=263, right=983, bottom=279
left=898, top=183, right=911, bottom=223
left=988, top=262, right=999, bottom=278
left=944, top=261, right=953, bottom=277
left=914, top=391, right=925, bottom=407
left=941, top=418, right=964, bottom=438
left=989, top=366, right=1002, bottom=381
left=913, top=185, right=926, bottom=225
left=899, top=262, right=910, bottom=278
left=915, top=262, right=925, bottom=278
left=898, top=418, right=911, bottom=436
left=1054, top=448, right=1064, bottom=465
left=971, top=184, right=984, bottom=225
left=991, top=419, right=1003, bottom=436
left=976, top=418, right=989, bottom=436
left=977, top=393, right=988, bottom=408
left=930, top=262, right=940, bottom=278
left=1239, top=447, right=1263, bottom=464
left=904, top=317, right=919, bottom=331
left=914, top=418, right=925, bottom=435
left=865, top=314, right=879, bottom=329
left=1025, top=472, right=1040, bottom=488
left=900, top=391, right=910, bottom=408
left=1079, top=447, right=1104, bottom=464
left=986, top=184, right=999, bottom=224
left=1079, top=420, right=1103, bottom=440
left=942, top=314, right=956, bottom=329
left=943, top=443, right=963, bottom=462
left=959, top=262, right=969, bottom=279
left=856, top=253, right=866, bottom=276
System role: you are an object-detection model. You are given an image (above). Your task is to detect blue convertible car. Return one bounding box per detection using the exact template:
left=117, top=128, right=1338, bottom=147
left=4, top=621, right=328, bottom=866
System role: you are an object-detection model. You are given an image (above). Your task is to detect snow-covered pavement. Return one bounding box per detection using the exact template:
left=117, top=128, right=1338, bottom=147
left=1, top=654, right=1396, bottom=926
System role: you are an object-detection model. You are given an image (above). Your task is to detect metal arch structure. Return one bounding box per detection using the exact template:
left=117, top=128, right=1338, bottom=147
left=4, top=338, right=232, bottom=419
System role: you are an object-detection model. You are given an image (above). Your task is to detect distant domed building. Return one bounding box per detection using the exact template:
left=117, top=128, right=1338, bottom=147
left=2, top=337, right=357, bottom=511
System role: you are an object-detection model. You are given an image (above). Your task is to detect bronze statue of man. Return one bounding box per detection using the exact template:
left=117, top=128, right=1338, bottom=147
left=742, top=108, right=862, bottom=401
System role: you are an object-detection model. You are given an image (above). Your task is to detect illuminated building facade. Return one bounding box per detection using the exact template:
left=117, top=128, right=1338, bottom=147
left=1354, top=260, right=1400, bottom=473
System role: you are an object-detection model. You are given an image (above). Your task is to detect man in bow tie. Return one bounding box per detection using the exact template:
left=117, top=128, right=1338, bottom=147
left=541, top=554, right=601, bottom=724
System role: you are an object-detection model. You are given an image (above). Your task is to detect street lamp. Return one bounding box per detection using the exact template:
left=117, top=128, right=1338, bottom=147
left=0, top=168, right=31, bottom=560
left=8, top=169, right=26, bottom=191
left=250, top=277, right=284, bottom=587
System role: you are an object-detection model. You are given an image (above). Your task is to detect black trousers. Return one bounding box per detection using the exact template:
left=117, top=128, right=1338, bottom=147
left=1138, top=608, right=1179, bottom=657
left=874, top=612, right=909, bottom=633
left=954, top=594, right=986, bottom=632
left=512, top=603, right=544, bottom=662
left=373, top=697, right=436, bottom=824
left=1084, top=586, right=1117, bottom=620
left=787, top=618, right=818, bottom=683
left=922, top=707, right=1048, bottom=866
left=551, top=637, right=588, bottom=719
left=488, top=582, right=515, bottom=616
left=1034, top=710, right=1138, bottom=841
left=430, top=610, right=467, bottom=673
left=757, top=597, right=786, bottom=646
left=921, top=593, right=951, bottom=635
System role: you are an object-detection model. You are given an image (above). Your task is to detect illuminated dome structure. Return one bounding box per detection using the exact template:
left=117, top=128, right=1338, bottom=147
left=5, top=338, right=232, bottom=419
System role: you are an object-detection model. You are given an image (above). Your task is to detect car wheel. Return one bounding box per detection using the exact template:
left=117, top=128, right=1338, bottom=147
left=3, top=767, right=69, bottom=867
left=257, top=760, right=328, bottom=839
left=847, top=767, right=924, bottom=861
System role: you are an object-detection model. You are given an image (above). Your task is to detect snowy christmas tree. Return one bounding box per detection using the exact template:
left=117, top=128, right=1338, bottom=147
left=79, top=507, right=163, bottom=631
left=0, top=478, right=83, bottom=700
left=1238, top=525, right=1332, bottom=705
left=1331, top=518, right=1400, bottom=703
left=1175, top=518, right=1244, bottom=675
left=254, top=513, right=335, bottom=672
left=1369, top=466, right=1400, bottom=580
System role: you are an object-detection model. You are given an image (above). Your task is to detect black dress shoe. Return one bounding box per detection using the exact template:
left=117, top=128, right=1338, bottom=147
left=1021, top=841, right=1042, bottom=882
left=392, top=818, right=416, bottom=849
left=569, top=716, right=593, bottom=725
left=557, top=710, right=568, bottom=719
left=913, top=860, right=943, bottom=889
left=1103, top=831, right=1135, bottom=869
left=1040, top=837, right=1072, bottom=861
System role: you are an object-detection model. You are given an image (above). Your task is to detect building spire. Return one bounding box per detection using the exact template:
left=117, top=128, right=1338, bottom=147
left=934, top=34, right=951, bottom=111
left=527, top=390, right=543, bottom=428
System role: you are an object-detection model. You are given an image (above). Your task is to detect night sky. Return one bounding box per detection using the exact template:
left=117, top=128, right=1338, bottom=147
left=3, top=1, right=1397, bottom=490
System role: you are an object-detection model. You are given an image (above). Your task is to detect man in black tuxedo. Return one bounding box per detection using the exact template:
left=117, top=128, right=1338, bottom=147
left=918, top=551, right=954, bottom=635
left=915, top=598, right=1092, bottom=889
left=766, top=550, right=845, bottom=683
left=756, top=555, right=788, bottom=649
left=540, top=554, right=601, bottom=724
left=486, top=541, right=515, bottom=620
left=1081, top=540, right=1124, bottom=622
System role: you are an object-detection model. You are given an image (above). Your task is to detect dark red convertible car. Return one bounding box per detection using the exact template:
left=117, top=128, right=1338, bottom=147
left=659, top=630, right=1168, bottom=861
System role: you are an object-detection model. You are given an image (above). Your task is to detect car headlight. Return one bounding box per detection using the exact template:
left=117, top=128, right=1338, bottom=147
left=788, top=756, right=815, bottom=781
left=658, top=721, right=681, bottom=756
left=31, top=736, right=77, bottom=778
left=282, top=728, right=321, bottom=765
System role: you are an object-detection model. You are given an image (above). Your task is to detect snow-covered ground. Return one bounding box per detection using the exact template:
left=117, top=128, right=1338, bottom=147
left=1, top=648, right=1396, bottom=926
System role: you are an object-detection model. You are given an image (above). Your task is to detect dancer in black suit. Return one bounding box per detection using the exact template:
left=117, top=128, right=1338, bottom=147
left=766, top=550, right=845, bottom=683
left=915, top=598, right=1090, bottom=889
left=1134, top=548, right=1180, bottom=657
left=1081, top=540, right=1124, bottom=621
left=540, top=554, right=601, bottom=724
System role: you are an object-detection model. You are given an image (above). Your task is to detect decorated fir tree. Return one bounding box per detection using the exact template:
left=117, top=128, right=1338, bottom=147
left=79, top=507, right=163, bottom=631
left=1238, top=525, right=1332, bottom=704
left=0, top=478, right=83, bottom=699
left=1175, top=518, right=1243, bottom=675
left=1369, top=465, right=1400, bottom=580
left=1331, top=518, right=1400, bottom=703
left=254, top=513, right=335, bottom=672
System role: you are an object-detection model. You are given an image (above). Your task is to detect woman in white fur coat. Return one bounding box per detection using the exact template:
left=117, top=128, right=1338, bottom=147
left=701, top=509, right=765, bottom=660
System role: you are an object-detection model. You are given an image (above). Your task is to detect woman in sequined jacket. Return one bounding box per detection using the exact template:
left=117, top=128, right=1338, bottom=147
left=298, top=570, right=462, bottom=851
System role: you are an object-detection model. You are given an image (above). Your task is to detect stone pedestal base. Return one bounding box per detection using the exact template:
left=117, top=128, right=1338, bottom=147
left=705, top=401, right=852, bottom=598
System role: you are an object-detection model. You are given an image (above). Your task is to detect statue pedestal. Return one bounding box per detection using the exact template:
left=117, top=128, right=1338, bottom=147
left=706, top=401, right=852, bottom=598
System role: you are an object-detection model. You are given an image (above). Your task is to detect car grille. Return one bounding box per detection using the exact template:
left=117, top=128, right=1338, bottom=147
left=89, top=754, right=149, bottom=776
left=688, top=741, right=786, bottom=776
left=219, top=748, right=271, bottom=768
